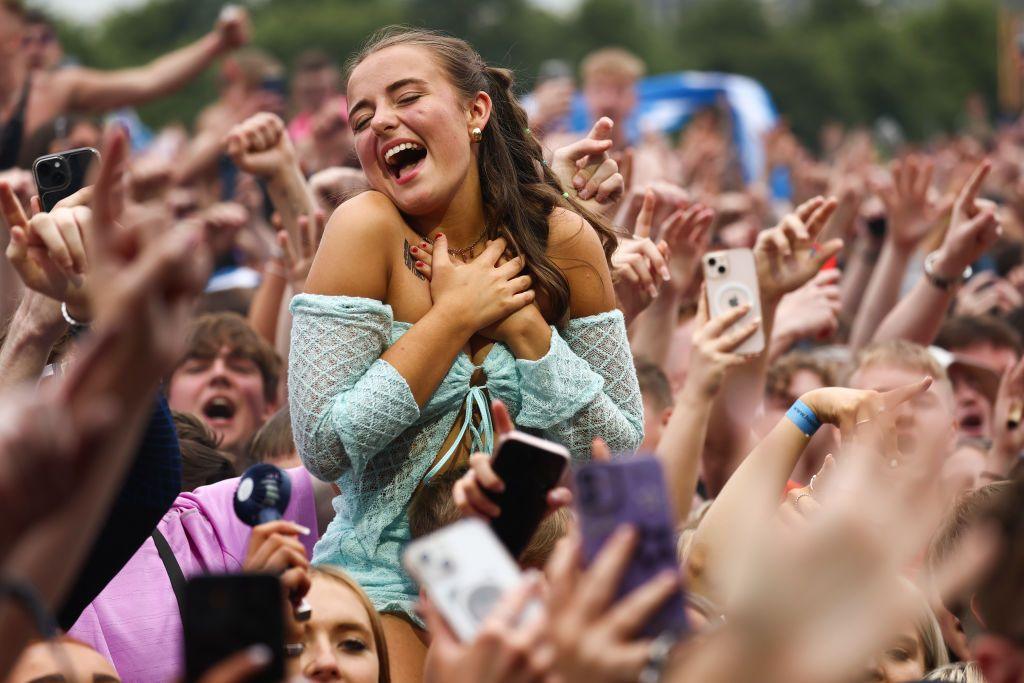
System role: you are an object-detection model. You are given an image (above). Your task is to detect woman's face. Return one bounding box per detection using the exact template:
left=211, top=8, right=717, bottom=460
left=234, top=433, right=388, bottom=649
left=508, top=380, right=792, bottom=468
left=347, top=44, right=481, bottom=219
left=856, top=622, right=928, bottom=683
left=292, top=575, right=380, bottom=683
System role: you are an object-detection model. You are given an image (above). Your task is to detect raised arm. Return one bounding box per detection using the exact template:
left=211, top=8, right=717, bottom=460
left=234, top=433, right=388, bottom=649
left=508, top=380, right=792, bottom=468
left=656, top=291, right=760, bottom=524
left=701, top=198, right=841, bottom=496
left=60, top=9, right=250, bottom=113
left=873, top=160, right=1001, bottom=347
left=848, top=156, right=943, bottom=350
left=688, top=378, right=932, bottom=603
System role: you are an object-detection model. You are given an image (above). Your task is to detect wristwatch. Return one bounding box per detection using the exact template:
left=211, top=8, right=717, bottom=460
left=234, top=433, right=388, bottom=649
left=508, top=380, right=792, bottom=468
left=923, top=251, right=972, bottom=291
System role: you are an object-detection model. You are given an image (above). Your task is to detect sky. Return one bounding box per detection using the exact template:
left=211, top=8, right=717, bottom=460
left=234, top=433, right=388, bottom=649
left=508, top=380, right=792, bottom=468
left=32, top=0, right=582, bottom=25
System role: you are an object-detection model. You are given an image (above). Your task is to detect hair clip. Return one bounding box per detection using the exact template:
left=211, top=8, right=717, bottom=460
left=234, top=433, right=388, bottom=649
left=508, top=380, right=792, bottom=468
left=524, top=127, right=532, bottom=135
left=562, top=191, right=570, bottom=199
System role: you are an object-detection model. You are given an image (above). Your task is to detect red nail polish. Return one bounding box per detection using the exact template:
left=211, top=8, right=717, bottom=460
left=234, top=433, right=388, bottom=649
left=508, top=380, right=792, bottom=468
left=435, top=233, right=443, bottom=239
left=416, top=261, right=424, bottom=267
left=410, top=246, right=418, bottom=253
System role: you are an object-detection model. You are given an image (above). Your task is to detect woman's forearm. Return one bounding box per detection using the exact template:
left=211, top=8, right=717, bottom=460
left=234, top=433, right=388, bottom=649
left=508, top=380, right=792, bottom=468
left=381, top=306, right=474, bottom=406
left=656, top=385, right=713, bottom=525
left=629, top=286, right=682, bottom=367
left=849, top=239, right=912, bottom=350
left=689, top=415, right=808, bottom=601
left=839, top=237, right=880, bottom=327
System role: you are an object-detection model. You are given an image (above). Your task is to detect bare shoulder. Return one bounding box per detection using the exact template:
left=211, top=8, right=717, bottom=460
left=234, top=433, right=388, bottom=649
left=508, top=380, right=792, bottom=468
left=546, top=207, right=616, bottom=317
left=304, top=190, right=404, bottom=298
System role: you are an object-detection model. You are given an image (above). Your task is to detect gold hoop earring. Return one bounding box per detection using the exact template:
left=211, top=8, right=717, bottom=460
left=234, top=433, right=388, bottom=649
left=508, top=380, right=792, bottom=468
left=471, top=127, right=483, bottom=143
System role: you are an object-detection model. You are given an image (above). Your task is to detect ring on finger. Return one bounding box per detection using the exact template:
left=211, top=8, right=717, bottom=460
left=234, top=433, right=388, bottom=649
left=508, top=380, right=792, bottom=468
left=793, top=493, right=812, bottom=512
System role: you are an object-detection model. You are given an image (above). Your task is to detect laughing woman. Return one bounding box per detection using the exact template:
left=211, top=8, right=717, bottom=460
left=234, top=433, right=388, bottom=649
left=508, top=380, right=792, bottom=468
left=288, top=27, right=643, bottom=680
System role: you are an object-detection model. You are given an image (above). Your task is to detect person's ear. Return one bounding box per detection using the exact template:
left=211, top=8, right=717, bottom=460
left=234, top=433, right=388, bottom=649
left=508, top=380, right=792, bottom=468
left=659, top=407, right=674, bottom=428
left=466, top=91, right=492, bottom=136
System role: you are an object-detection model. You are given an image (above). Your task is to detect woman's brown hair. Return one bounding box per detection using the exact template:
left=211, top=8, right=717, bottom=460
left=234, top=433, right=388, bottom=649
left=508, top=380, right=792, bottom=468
left=309, top=565, right=392, bottom=683
left=347, top=26, right=619, bottom=327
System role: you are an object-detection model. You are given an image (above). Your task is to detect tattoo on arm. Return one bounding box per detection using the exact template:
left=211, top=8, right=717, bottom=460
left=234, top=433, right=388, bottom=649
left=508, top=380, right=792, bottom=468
left=403, top=239, right=426, bottom=280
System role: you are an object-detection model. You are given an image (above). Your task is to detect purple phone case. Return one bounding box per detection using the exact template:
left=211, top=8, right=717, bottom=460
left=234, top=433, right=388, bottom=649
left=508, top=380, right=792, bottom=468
left=573, top=455, right=688, bottom=638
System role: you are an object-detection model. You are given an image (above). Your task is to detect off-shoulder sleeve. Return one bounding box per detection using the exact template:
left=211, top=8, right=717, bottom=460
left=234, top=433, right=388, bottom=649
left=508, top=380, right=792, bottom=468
left=288, top=294, right=420, bottom=482
left=515, top=309, right=643, bottom=460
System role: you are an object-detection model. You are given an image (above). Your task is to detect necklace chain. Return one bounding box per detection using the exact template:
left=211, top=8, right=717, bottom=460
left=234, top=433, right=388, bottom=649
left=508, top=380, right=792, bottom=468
left=438, top=229, right=487, bottom=259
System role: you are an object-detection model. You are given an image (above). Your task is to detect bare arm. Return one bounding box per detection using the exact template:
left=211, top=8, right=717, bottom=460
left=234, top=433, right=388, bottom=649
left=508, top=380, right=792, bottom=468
left=0, top=290, right=66, bottom=391
left=247, top=266, right=288, bottom=345
left=701, top=199, right=841, bottom=497
left=847, top=239, right=913, bottom=349
left=61, top=11, right=248, bottom=113
left=873, top=160, right=1000, bottom=347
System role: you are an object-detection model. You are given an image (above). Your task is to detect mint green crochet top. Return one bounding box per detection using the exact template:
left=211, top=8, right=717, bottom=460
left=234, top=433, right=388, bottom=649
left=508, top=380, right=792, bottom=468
left=288, top=294, right=643, bottom=620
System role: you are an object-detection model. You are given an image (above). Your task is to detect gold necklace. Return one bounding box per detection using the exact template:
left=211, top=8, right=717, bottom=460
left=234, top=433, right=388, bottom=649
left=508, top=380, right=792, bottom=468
left=438, top=229, right=487, bottom=259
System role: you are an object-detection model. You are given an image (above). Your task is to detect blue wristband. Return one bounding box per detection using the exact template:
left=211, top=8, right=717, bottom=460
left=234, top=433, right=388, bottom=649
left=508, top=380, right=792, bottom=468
left=786, top=399, right=821, bottom=437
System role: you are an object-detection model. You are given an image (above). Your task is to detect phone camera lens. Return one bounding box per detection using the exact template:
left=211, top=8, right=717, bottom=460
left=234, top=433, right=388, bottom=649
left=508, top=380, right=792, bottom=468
left=441, top=559, right=455, bottom=574
left=707, top=257, right=717, bottom=266
left=419, top=552, right=430, bottom=565
left=718, top=265, right=726, bottom=274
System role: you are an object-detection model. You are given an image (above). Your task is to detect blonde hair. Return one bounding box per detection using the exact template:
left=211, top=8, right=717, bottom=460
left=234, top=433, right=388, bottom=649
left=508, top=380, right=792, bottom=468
left=925, top=661, right=986, bottom=682
left=580, top=47, right=645, bottom=83
left=855, top=340, right=948, bottom=383
left=308, top=566, right=391, bottom=683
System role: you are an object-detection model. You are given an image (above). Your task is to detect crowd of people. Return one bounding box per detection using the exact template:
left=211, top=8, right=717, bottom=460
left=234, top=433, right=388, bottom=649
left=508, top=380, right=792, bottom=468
left=1, top=1, right=1023, bottom=681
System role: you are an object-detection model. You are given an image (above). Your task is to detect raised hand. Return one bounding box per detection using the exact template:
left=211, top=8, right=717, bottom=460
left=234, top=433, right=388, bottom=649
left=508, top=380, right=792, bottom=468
left=954, top=271, right=1023, bottom=316
left=611, top=190, right=670, bottom=320
left=930, top=159, right=1001, bottom=282
left=422, top=573, right=551, bottom=683
left=874, top=155, right=943, bottom=251
left=660, top=201, right=713, bottom=293
left=453, top=400, right=573, bottom=520
left=213, top=5, right=251, bottom=52
left=549, top=117, right=625, bottom=210
left=243, top=519, right=312, bottom=611
left=5, top=192, right=92, bottom=319
left=276, top=210, right=327, bottom=291
left=989, top=356, right=1024, bottom=476
left=754, top=196, right=842, bottom=305
left=684, top=286, right=761, bottom=398
left=226, top=112, right=297, bottom=179
left=799, top=377, right=932, bottom=437
left=772, top=268, right=842, bottom=349
left=545, top=526, right=680, bottom=683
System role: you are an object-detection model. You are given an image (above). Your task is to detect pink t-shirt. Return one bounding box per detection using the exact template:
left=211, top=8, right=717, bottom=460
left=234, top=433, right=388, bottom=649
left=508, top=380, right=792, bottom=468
left=69, top=467, right=320, bottom=683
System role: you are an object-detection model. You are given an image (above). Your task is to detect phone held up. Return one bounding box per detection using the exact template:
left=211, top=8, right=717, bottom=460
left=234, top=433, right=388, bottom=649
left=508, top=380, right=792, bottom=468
left=702, top=247, right=766, bottom=355
left=484, top=430, right=570, bottom=559
left=404, top=517, right=538, bottom=642
left=574, top=455, right=689, bottom=639
left=32, top=147, right=101, bottom=212
left=183, top=574, right=285, bottom=683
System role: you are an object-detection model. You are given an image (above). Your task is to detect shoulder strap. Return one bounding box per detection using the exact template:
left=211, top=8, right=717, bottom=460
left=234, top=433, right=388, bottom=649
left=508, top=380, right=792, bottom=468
left=151, top=528, right=186, bottom=618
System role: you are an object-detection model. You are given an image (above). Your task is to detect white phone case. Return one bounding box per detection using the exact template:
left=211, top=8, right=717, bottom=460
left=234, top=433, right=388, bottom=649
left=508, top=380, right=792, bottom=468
left=403, top=518, right=528, bottom=642
left=702, top=248, right=766, bottom=355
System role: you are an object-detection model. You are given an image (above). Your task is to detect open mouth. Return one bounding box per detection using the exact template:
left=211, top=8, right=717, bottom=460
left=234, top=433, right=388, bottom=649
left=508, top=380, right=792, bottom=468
left=383, top=141, right=427, bottom=183
left=202, top=396, right=236, bottom=425
left=957, top=410, right=984, bottom=435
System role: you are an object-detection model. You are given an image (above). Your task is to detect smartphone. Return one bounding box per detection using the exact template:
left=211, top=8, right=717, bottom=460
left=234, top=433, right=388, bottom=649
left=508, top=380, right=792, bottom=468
left=484, top=431, right=570, bottom=559
left=32, top=147, right=100, bottom=212
left=702, top=248, right=765, bottom=355
left=183, top=574, right=285, bottom=683
left=404, top=518, right=531, bottom=642
left=574, top=456, right=688, bottom=638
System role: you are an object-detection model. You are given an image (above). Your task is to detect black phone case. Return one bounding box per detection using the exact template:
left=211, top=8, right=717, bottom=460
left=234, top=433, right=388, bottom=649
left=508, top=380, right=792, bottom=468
left=183, top=574, right=285, bottom=683
left=485, top=435, right=568, bottom=559
left=33, top=147, right=100, bottom=212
